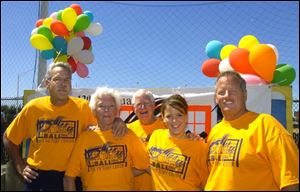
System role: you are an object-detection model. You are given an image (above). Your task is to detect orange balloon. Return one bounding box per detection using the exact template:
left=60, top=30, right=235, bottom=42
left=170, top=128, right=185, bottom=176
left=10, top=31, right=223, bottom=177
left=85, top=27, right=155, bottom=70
left=35, top=19, right=44, bottom=28
left=229, top=48, right=257, bottom=75
left=249, top=44, right=276, bottom=82
left=50, top=20, right=70, bottom=37
left=201, top=58, right=221, bottom=77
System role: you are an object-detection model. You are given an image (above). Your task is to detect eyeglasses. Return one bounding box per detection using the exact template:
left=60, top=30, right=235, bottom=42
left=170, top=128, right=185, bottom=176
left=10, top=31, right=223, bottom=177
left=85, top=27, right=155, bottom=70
left=51, top=77, right=71, bottom=83
left=98, top=105, right=116, bottom=111
left=134, top=102, right=152, bottom=108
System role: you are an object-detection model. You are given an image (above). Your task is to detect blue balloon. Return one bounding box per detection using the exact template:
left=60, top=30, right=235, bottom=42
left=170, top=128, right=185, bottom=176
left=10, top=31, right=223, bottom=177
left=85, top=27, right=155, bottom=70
left=52, top=36, right=67, bottom=55
left=84, top=11, right=94, bottom=23
left=205, top=40, right=224, bottom=60
left=41, top=49, right=55, bottom=60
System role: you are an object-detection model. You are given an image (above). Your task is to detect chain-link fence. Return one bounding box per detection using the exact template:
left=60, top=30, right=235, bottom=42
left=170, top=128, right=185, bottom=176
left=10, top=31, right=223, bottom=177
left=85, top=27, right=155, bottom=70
left=1, top=97, right=23, bottom=164
left=292, top=99, right=299, bottom=147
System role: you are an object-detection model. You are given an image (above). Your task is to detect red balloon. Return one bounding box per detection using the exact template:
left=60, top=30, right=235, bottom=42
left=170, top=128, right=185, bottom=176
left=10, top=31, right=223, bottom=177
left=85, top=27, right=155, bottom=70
left=67, top=56, right=77, bottom=73
left=70, top=4, right=82, bottom=15
left=201, top=58, right=221, bottom=77
left=50, top=20, right=69, bottom=37
left=82, top=37, right=91, bottom=50
left=36, top=19, right=44, bottom=28
left=76, top=31, right=85, bottom=37
left=229, top=48, right=257, bottom=75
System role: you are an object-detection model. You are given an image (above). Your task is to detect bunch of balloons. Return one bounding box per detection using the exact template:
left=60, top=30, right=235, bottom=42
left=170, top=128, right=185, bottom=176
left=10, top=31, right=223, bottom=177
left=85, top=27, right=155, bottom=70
left=201, top=35, right=296, bottom=86
left=30, top=4, right=103, bottom=78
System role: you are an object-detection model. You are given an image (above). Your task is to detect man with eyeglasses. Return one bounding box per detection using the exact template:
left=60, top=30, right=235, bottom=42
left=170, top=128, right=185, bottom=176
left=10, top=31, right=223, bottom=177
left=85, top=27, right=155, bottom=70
left=3, top=62, right=127, bottom=191
left=127, top=89, right=167, bottom=191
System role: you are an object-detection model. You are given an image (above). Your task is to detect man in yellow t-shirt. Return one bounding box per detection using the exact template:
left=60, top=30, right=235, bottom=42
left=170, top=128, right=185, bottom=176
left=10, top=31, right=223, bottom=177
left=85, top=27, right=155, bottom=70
left=205, top=71, right=299, bottom=191
left=64, top=87, right=150, bottom=190
left=127, top=89, right=167, bottom=191
left=3, top=63, right=126, bottom=191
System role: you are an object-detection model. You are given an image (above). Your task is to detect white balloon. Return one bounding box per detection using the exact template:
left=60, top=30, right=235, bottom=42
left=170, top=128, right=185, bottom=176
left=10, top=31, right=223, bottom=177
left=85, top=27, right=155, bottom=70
left=73, top=50, right=94, bottom=64
left=67, top=37, right=84, bottom=55
left=85, top=22, right=103, bottom=36
left=267, top=44, right=279, bottom=63
left=50, top=12, right=58, bottom=19
left=31, top=28, right=38, bottom=35
left=219, top=58, right=234, bottom=73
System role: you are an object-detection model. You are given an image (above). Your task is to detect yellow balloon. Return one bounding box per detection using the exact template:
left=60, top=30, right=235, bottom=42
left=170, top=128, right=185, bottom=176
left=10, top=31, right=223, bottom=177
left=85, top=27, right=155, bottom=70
left=30, top=34, right=53, bottom=50
left=55, top=55, right=68, bottom=63
left=220, top=44, right=237, bottom=60
left=62, top=7, right=77, bottom=31
left=238, top=35, right=259, bottom=51
left=43, top=17, right=53, bottom=28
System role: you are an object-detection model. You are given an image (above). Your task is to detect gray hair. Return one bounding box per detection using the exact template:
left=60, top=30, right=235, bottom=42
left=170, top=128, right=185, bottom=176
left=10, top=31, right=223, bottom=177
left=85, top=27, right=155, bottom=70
left=89, top=87, right=121, bottom=112
left=215, top=71, right=247, bottom=93
left=132, top=89, right=155, bottom=104
left=45, top=62, right=72, bottom=80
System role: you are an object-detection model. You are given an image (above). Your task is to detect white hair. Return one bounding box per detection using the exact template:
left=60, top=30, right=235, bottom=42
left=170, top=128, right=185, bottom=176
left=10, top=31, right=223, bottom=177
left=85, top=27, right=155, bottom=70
left=132, top=89, right=155, bottom=104
left=89, top=87, right=121, bottom=112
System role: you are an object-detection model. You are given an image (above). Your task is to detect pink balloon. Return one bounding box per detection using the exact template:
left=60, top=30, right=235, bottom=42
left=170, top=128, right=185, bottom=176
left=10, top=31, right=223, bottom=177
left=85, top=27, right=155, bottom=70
left=76, top=61, right=89, bottom=78
left=241, top=74, right=267, bottom=85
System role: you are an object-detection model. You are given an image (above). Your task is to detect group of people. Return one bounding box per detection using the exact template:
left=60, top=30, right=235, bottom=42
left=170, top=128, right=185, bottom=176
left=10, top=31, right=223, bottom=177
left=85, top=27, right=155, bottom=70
left=3, top=62, right=299, bottom=191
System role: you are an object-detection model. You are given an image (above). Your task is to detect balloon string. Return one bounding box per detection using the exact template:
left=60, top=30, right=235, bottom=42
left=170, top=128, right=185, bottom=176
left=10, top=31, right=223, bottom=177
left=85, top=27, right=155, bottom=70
left=53, top=50, right=62, bottom=63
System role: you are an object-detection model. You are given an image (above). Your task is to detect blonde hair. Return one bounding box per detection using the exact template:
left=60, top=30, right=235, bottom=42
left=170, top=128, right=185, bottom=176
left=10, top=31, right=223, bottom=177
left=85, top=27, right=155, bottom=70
left=215, top=71, right=247, bottom=93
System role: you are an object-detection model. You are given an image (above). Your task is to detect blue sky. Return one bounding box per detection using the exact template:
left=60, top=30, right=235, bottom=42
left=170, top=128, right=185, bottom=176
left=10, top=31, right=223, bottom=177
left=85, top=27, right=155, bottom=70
left=1, top=1, right=299, bottom=99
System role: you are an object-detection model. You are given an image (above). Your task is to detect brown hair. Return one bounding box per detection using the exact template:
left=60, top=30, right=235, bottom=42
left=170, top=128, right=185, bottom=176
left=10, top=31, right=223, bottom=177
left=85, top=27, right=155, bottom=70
left=161, top=94, right=188, bottom=116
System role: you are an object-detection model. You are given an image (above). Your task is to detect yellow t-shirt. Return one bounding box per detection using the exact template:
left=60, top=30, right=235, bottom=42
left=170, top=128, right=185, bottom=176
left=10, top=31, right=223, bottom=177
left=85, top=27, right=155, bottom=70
left=128, top=118, right=167, bottom=191
left=205, top=111, right=299, bottom=191
left=128, top=118, right=166, bottom=144
left=65, top=129, right=150, bottom=191
left=148, top=129, right=209, bottom=191
left=5, top=96, right=96, bottom=171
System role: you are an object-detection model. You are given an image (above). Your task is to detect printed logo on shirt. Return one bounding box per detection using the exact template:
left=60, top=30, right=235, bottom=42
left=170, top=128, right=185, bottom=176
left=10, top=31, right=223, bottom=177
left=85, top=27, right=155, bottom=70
left=208, top=134, right=243, bottom=167
left=149, top=147, right=190, bottom=179
left=36, top=116, right=78, bottom=142
left=85, top=142, right=128, bottom=172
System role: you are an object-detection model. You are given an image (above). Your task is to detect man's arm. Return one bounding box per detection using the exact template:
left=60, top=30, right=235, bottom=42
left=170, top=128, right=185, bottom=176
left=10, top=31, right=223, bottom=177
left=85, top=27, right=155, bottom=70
left=112, top=117, right=128, bottom=137
left=132, top=167, right=151, bottom=177
left=63, top=176, right=76, bottom=191
left=2, top=131, right=38, bottom=182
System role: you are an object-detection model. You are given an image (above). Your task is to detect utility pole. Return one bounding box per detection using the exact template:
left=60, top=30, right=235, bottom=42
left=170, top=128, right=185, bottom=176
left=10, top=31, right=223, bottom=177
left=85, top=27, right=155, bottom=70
left=37, top=1, right=48, bottom=87
left=16, top=69, right=34, bottom=113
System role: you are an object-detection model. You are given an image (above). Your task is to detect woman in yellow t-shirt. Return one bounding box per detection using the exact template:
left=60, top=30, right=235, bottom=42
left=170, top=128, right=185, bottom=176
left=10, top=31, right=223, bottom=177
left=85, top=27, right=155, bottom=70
left=148, top=94, right=209, bottom=191
left=64, top=87, right=150, bottom=191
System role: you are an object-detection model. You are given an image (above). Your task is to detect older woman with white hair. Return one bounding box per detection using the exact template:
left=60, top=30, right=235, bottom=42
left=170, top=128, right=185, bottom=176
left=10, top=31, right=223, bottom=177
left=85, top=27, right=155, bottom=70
left=64, top=87, right=150, bottom=191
